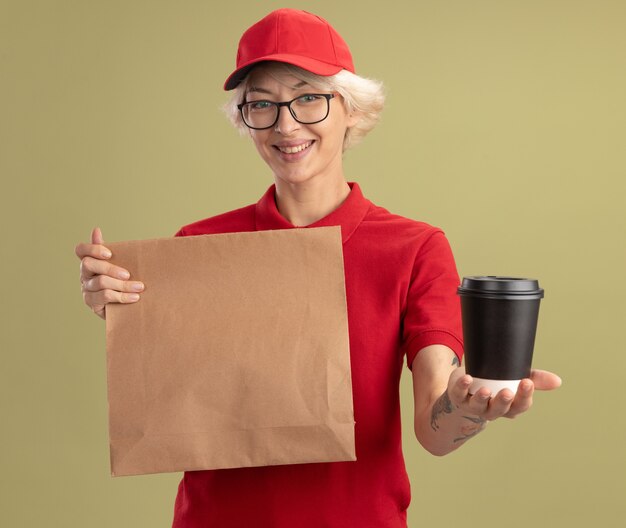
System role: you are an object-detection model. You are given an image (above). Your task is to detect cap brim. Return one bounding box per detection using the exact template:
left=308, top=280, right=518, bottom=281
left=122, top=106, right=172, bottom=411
left=223, top=54, right=343, bottom=90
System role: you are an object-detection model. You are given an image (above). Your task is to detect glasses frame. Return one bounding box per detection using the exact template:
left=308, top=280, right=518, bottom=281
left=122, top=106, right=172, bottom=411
left=237, top=93, right=336, bottom=130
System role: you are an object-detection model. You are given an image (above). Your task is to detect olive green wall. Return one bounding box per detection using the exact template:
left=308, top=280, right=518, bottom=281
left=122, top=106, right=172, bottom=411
left=2, top=1, right=624, bottom=526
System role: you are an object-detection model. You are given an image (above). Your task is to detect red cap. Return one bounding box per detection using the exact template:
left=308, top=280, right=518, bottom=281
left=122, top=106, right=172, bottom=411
left=223, top=8, right=355, bottom=91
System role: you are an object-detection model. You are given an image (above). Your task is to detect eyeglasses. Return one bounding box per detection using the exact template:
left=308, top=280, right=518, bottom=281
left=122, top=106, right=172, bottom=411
left=237, top=93, right=335, bottom=130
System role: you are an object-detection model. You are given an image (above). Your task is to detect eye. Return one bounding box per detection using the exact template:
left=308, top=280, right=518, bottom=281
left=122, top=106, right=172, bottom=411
left=248, top=100, right=273, bottom=111
left=297, top=94, right=322, bottom=103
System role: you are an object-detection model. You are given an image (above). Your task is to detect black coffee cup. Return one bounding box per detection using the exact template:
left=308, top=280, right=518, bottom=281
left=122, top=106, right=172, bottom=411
left=457, top=276, right=544, bottom=395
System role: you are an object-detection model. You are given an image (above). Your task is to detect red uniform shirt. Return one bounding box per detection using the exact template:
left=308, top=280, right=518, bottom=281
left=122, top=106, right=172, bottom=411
left=172, top=181, right=463, bottom=528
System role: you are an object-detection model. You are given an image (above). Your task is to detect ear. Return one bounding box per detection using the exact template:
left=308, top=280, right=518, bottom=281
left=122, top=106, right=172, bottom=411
left=346, top=110, right=361, bottom=129
left=336, top=93, right=361, bottom=129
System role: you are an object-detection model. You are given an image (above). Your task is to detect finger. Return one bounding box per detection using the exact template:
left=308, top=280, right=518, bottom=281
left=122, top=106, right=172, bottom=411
left=75, top=227, right=111, bottom=260
left=75, top=241, right=113, bottom=260
left=83, top=289, right=141, bottom=310
left=504, top=379, right=534, bottom=418
left=482, top=388, right=515, bottom=420
left=530, top=369, right=562, bottom=390
left=80, top=256, right=131, bottom=282
left=91, top=226, right=104, bottom=245
left=86, top=296, right=106, bottom=320
left=82, top=274, right=144, bottom=295
left=449, top=374, right=472, bottom=406
left=467, top=387, right=492, bottom=415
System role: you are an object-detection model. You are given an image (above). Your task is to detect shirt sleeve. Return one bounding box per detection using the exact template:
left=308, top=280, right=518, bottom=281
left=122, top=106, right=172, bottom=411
left=401, top=229, right=464, bottom=371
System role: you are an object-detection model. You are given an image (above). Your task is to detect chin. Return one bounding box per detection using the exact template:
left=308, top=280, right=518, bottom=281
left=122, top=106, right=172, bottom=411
left=276, top=172, right=315, bottom=186
left=270, top=164, right=314, bottom=183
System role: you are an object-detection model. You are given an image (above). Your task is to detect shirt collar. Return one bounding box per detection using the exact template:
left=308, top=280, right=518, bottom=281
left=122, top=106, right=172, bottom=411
left=255, top=181, right=371, bottom=244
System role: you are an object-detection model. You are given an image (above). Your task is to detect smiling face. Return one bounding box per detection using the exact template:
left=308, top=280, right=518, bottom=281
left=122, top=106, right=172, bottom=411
left=244, top=66, right=359, bottom=188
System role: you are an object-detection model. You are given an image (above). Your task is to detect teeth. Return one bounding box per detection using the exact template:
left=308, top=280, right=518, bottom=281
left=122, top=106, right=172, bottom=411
left=278, top=141, right=312, bottom=154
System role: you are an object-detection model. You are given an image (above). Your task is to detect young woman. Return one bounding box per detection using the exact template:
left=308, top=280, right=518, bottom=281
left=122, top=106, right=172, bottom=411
left=75, top=9, right=561, bottom=528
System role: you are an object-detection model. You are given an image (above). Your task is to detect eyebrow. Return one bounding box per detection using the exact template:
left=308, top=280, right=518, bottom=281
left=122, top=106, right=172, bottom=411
left=247, top=81, right=309, bottom=95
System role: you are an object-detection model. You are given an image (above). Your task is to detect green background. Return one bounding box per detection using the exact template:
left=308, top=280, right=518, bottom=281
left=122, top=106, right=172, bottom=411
left=2, top=0, right=625, bottom=526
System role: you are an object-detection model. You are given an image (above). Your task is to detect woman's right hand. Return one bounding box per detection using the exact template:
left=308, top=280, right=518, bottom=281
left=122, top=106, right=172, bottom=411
left=75, top=227, right=144, bottom=320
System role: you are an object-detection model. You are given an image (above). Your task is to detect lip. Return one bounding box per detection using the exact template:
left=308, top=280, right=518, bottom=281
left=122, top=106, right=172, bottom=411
left=273, top=139, right=314, bottom=148
left=272, top=140, right=315, bottom=162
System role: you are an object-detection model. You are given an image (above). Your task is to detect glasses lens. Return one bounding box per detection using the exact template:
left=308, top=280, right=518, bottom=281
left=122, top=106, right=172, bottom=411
left=290, top=95, right=329, bottom=124
left=241, top=101, right=278, bottom=129
left=241, top=95, right=331, bottom=129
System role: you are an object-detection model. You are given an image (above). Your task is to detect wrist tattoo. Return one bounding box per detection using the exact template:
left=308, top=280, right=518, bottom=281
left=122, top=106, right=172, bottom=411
left=452, top=356, right=460, bottom=367
left=430, top=390, right=457, bottom=432
left=452, top=415, right=487, bottom=443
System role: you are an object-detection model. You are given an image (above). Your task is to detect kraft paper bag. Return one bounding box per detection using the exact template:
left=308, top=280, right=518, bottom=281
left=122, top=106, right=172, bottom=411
left=104, top=226, right=355, bottom=477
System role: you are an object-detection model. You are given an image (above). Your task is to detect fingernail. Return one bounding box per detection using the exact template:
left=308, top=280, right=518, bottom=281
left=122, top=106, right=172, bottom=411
left=131, top=282, right=144, bottom=291
left=102, top=250, right=112, bottom=258
left=118, top=270, right=130, bottom=279
left=127, top=293, right=140, bottom=301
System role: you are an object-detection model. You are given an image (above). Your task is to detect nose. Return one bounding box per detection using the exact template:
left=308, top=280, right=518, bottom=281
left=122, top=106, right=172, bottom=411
left=274, top=105, right=300, bottom=135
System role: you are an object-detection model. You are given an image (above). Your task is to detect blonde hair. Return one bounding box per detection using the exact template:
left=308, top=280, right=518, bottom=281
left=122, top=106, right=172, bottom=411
left=222, top=62, right=385, bottom=151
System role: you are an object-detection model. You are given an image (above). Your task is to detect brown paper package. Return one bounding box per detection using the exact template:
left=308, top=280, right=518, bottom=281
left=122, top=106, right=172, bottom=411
left=104, top=226, right=356, bottom=477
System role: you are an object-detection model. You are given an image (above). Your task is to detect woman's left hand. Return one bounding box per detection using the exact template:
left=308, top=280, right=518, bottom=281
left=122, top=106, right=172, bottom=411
left=447, top=367, right=562, bottom=422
